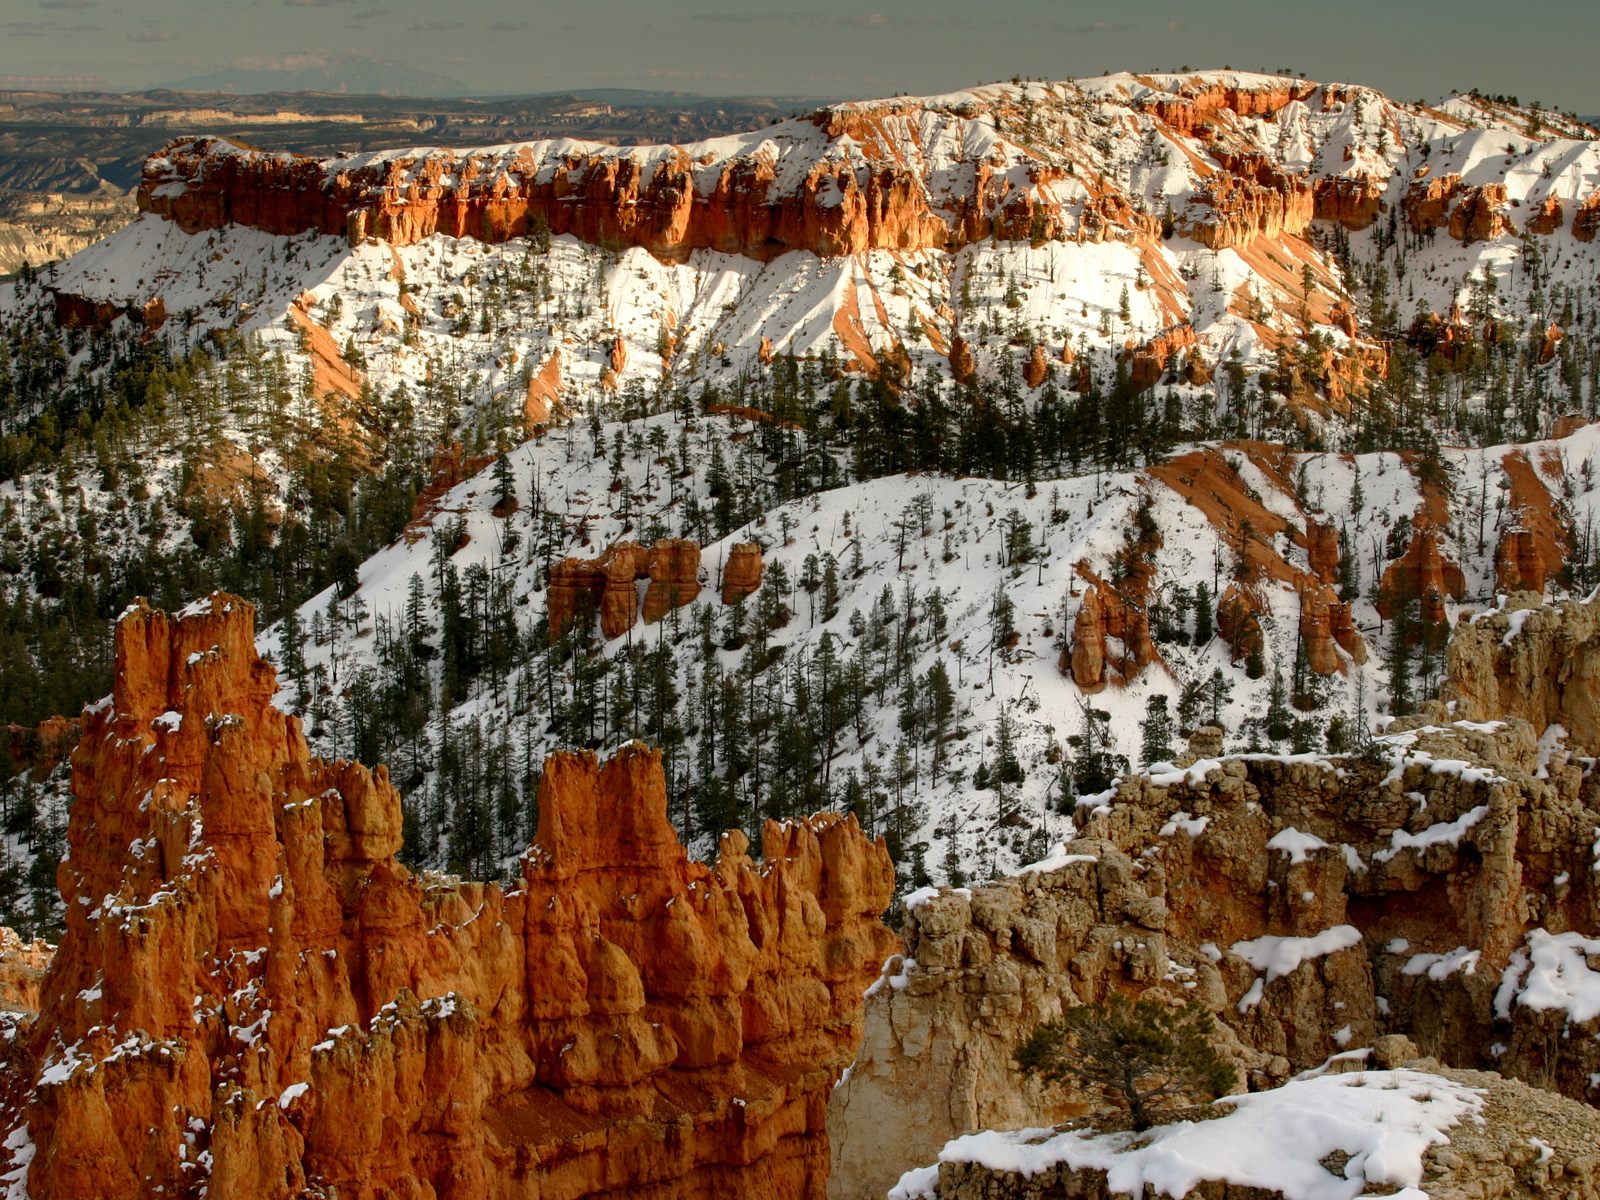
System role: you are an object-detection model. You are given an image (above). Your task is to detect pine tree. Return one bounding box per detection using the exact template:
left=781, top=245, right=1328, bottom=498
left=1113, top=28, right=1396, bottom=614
left=491, top=452, right=517, bottom=514
left=1192, top=582, right=1212, bottom=643
left=1139, top=695, right=1175, bottom=766
left=820, top=554, right=841, bottom=623
left=1265, top=670, right=1293, bottom=742
left=1386, top=603, right=1416, bottom=715
left=1017, top=995, right=1233, bottom=1132
left=1205, top=668, right=1233, bottom=729
left=1066, top=700, right=1127, bottom=803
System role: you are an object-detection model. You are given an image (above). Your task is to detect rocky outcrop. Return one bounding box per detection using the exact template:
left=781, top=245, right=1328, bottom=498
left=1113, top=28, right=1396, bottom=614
left=405, top=441, right=497, bottom=536
left=1, top=594, right=897, bottom=1200
left=1377, top=528, right=1465, bottom=623
left=1497, top=527, right=1553, bottom=594
left=1123, top=324, right=1196, bottom=391
left=1404, top=174, right=1513, bottom=243
left=947, top=336, right=976, bottom=387
left=1304, top=518, right=1340, bottom=584
left=128, top=76, right=1548, bottom=280
left=137, top=134, right=1011, bottom=263
left=1135, top=79, right=1313, bottom=137
left=1063, top=570, right=1157, bottom=691
left=523, top=351, right=563, bottom=431
left=1443, top=593, right=1600, bottom=753
left=1328, top=595, right=1368, bottom=664
left=1297, top=585, right=1365, bottom=675
left=1021, top=343, right=1049, bottom=390
left=1527, top=194, right=1565, bottom=235
left=49, top=291, right=166, bottom=331
left=1182, top=154, right=1313, bottom=251
left=1311, top=175, right=1384, bottom=229
left=3, top=714, right=80, bottom=779
left=0, top=928, right=52, bottom=1013
left=1448, top=182, right=1512, bottom=242
left=721, top=542, right=765, bottom=605
left=641, top=538, right=703, bottom=623
left=1576, top=193, right=1600, bottom=242
left=1493, top=446, right=1572, bottom=600
left=1539, top=322, right=1566, bottom=365
left=830, top=706, right=1600, bottom=1198
left=548, top=538, right=709, bottom=640
left=1404, top=172, right=1461, bottom=235
left=1065, top=585, right=1109, bottom=690
left=1215, top=581, right=1266, bottom=663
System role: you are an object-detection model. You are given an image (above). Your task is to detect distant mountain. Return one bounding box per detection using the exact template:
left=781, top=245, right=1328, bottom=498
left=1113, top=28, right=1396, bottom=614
left=477, top=87, right=839, bottom=109
left=161, top=55, right=465, bottom=98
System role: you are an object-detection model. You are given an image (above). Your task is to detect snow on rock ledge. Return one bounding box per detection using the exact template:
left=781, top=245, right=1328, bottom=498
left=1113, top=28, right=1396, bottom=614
left=892, top=1069, right=1485, bottom=1200
left=895, top=1065, right=1600, bottom=1200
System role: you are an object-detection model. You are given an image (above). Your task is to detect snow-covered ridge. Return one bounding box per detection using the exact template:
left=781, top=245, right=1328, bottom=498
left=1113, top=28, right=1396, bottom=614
left=134, top=68, right=1600, bottom=260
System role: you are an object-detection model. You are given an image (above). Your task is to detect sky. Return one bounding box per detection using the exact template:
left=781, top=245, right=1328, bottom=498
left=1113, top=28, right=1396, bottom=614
left=0, top=0, right=1596, bottom=114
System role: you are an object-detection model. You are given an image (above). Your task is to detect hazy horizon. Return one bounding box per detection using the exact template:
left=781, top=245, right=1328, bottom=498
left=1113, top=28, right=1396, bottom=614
left=0, top=0, right=1595, bottom=114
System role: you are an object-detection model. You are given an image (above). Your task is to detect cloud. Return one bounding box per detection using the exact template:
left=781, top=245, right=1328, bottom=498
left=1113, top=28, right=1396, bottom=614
left=633, top=67, right=752, bottom=81
left=1030, top=17, right=1129, bottom=35
left=2, top=18, right=100, bottom=35
left=129, top=29, right=178, bottom=41
left=283, top=0, right=353, bottom=6
left=410, top=19, right=463, bottom=33
left=233, top=51, right=338, bottom=69
left=693, top=10, right=894, bottom=28
left=692, top=9, right=1128, bottom=35
left=488, top=20, right=529, bottom=32
left=350, top=5, right=390, bottom=19
left=38, top=0, right=95, bottom=9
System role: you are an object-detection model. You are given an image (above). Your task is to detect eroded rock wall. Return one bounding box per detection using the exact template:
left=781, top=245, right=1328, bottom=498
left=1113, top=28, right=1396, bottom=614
left=0, top=593, right=897, bottom=1200
left=831, top=686, right=1600, bottom=1197
left=1443, top=593, right=1600, bottom=755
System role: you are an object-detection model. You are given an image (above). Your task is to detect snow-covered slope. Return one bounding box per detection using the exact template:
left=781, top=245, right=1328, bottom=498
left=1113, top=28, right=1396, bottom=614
left=258, top=400, right=1600, bottom=882
left=3, top=69, right=1600, bottom=898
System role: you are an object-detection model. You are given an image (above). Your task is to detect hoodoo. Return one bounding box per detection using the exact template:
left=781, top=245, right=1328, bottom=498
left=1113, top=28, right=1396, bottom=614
left=0, top=594, right=897, bottom=1200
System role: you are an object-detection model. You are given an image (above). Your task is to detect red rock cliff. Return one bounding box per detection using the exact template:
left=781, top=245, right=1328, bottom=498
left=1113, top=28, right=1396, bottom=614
left=139, top=136, right=973, bottom=263
left=0, top=594, right=897, bottom=1200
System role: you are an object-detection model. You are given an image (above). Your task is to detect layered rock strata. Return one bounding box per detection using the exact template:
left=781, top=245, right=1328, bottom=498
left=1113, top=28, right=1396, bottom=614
left=0, top=594, right=897, bottom=1200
